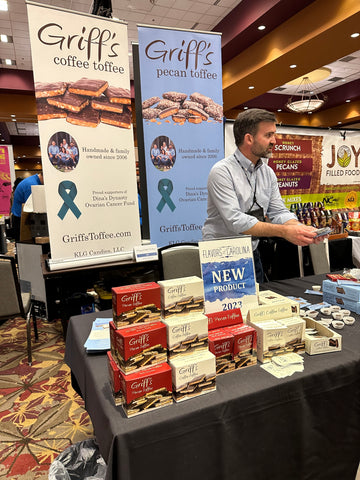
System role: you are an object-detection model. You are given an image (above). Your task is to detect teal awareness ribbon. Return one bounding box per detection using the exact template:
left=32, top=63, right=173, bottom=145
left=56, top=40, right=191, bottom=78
left=157, top=178, right=175, bottom=212
left=57, top=180, right=82, bottom=220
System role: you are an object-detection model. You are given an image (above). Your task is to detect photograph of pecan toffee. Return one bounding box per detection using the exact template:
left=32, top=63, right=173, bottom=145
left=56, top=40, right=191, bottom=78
left=142, top=91, right=223, bottom=125
left=34, top=78, right=132, bottom=129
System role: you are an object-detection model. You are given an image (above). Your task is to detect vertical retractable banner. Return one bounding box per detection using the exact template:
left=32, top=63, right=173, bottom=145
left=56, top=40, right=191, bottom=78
left=137, top=26, right=223, bottom=247
left=0, top=146, right=12, bottom=215
left=27, top=2, right=141, bottom=269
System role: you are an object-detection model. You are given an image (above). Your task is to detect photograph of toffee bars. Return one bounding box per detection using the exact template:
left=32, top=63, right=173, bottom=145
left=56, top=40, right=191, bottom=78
left=35, top=78, right=132, bottom=129
left=142, top=91, right=223, bottom=125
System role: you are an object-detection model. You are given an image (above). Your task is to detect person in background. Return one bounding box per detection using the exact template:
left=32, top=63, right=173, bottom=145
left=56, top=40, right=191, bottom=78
left=202, top=108, right=326, bottom=283
left=48, top=140, right=59, bottom=165
left=151, top=143, right=160, bottom=166
left=69, top=141, right=79, bottom=166
left=11, top=172, right=43, bottom=242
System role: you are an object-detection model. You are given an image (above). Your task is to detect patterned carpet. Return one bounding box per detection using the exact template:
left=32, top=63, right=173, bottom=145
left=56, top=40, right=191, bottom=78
left=0, top=316, right=94, bottom=479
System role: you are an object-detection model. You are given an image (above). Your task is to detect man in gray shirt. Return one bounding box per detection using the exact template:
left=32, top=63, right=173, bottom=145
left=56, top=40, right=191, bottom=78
left=202, top=108, right=324, bottom=282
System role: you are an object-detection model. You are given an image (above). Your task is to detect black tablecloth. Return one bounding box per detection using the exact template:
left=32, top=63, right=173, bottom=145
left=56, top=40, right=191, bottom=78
left=65, top=273, right=360, bottom=480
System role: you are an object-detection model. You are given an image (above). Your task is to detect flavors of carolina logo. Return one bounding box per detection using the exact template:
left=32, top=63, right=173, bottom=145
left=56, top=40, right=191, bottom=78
left=201, top=244, right=251, bottom=260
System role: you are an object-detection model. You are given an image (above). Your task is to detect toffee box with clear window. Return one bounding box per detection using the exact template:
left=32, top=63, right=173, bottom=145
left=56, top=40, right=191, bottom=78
left=112, top=282, right=161, bottom=329
left=158, top=276, right=204, bottom=318
left=169, top=350, right=216, bottom=402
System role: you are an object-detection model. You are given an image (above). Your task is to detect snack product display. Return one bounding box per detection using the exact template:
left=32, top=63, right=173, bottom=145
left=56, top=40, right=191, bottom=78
left=141, top=91, right=223, bottom=124
left=35, top=78, right=132, bottom=129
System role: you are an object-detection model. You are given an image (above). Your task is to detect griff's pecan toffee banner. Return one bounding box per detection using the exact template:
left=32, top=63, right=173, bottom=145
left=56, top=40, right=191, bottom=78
left=27, top=2, right=141, bottom=269
left=137, top=25, right=224, bottom=247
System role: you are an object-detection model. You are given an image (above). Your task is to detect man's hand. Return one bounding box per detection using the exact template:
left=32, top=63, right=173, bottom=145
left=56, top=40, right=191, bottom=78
left=282, top=223, right=328, bottom=246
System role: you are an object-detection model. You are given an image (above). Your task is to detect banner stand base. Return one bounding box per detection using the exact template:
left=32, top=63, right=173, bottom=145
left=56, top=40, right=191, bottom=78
left=47, top=251, right=134, bottom=271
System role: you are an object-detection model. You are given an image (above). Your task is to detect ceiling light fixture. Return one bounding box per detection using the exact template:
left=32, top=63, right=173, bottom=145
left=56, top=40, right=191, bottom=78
left=285, top=76, right=326, bottom=114
left=351, top=32, right=359, bottom=38
left=258, top=25, right=265, bottom=31
left=290, top=64, right=297, bottom=69
left=0, top=0, right=8, bottom=12
left=248, top=85, right=254, bottom=90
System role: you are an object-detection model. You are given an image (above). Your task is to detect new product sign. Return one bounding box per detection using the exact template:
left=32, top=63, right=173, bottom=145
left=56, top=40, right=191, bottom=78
left=137, top=26, right=224, bottom=247
left=27, top=2, right=141, bottom=268
left=199, top=237, right=257, bottom=316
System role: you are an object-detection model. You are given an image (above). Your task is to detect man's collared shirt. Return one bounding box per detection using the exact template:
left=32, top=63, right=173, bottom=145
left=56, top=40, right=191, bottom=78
left=202, top=149, right=296, bottom=249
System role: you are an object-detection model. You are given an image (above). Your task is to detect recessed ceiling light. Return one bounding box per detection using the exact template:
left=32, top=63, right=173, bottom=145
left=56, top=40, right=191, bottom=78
left=244, top=106, right=248, bottom=110
left=351, top=32, right=359, bottom=38
left=11, top=114, right=16, bottom=117
left=11, top=118, right=16, bottom=121
left=248, top=86, right=254, bottom=90
left=277, top=109, right=282, bottom=112
left=290, top=64, right=297, bottom=69
left=0, top=34, right=8, bottom=42
left=346, top=99, right=351, bottom=103
left=0, top=0, right=8, bottom=12
left=5, top=58, right=12, bottom=65
left=338, top=121, right=342, bottom=124
left=258, top=25, right=266, bottom=31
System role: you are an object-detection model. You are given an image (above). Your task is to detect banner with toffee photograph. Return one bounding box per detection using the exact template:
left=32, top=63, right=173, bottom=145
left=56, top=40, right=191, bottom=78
left=0, top=145, right=13, bottom=215
left=27, top=2, right=141, bottom=269
left=137, top=25, right=224, bottom=247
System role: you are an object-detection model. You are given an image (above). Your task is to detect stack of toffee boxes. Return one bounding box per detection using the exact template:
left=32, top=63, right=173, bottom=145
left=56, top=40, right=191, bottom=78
left=159, top=276, right=216, bottom=403
left=322, top=277, right=360, bottom=314
left=207, top=310, right=257, bottom=374
left=247, top=291, right=305, bottom=362
left=108, top=276, right=217, bottom=417
left=108, top=281, right=171, bottom=417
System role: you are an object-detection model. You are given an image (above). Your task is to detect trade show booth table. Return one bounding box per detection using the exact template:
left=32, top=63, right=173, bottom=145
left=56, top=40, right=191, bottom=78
left=65, top=273, right=360, bottom=480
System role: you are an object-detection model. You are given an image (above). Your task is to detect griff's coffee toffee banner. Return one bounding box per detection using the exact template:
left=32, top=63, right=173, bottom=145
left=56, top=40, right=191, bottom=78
left=27, top=2, right=141, bottom=269
left=137, top=25, right=224, bottom=247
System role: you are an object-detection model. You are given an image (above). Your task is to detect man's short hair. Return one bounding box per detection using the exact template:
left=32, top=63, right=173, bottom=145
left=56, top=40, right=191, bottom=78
left=233, top=108, right=277, bottom=147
